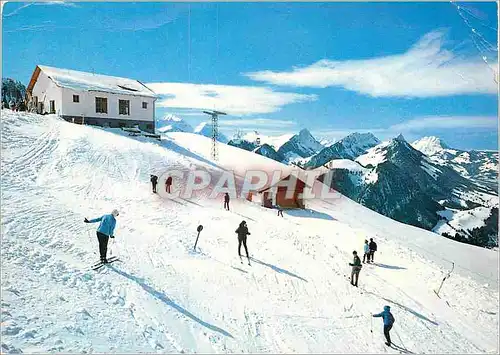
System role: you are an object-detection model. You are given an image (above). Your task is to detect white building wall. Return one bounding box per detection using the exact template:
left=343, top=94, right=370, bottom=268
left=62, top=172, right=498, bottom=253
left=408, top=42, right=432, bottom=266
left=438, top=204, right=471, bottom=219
left=31, top=71, right=63, bottom=115
left=60, top=88, right=155, bottom=122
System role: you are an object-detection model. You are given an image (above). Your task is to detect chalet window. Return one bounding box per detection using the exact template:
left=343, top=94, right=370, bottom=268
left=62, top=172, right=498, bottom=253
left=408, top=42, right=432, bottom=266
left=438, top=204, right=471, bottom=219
left=142, top=102, right=148, bottom=109
left=49, top=100, right=55, bottom=114
left=73, top=95, right=79, bottom=103
left=119, top=100, right=130, bottom=115
left=95, top=97, right=107, bottom=113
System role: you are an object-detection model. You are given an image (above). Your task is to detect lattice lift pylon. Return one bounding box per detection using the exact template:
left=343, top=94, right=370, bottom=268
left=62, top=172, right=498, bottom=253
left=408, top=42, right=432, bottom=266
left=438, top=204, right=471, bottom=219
left=202, top=110, right=227, bottom=161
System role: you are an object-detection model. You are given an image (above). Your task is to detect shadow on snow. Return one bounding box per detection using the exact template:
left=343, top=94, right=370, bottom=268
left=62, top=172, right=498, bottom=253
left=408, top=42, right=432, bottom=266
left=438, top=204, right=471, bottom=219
left=391, top=343, right=415, bottom=354
left=373, top=263, right=407, bottom=270
left=381, top=296, right=438, bottom=326
left=284, top=209, right=335, bottom=221
left=109, top=266, right=234, bottom=338
left=249, top=257, right=308, bottom=282
left=231, top=266, right=248, bottom=274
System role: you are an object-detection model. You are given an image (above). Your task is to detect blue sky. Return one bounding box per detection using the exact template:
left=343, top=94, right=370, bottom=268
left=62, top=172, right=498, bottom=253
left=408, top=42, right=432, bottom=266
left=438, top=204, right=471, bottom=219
left=2, top=1, right=498, bottom=150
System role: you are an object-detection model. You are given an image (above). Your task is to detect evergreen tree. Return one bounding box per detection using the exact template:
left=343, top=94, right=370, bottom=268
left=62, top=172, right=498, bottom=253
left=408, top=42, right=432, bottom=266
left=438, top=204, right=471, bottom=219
left=1, top=78, right=27, bottom=110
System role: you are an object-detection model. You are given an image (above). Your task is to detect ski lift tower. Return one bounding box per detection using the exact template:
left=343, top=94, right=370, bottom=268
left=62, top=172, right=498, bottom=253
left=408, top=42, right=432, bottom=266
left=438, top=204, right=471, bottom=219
left=202, top=110, right=227, bottom=161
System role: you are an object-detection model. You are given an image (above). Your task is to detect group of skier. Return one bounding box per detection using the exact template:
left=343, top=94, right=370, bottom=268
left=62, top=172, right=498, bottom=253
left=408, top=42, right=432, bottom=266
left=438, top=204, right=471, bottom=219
left=363, top=238, right=378, bottom=263
left=149, top=176, right=290, bottom=217
left=349, top=238, right=378, bottom=287
left=150, top=174, right=172, bottom=194
left=347, top=238, right=394, bottom=346
left=84, top=176, right=394, bottom=347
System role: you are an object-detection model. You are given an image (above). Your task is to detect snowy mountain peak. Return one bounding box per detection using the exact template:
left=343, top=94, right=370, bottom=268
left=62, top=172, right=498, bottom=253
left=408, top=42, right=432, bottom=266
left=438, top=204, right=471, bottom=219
left=194, top=122, right=209, bottom=134
left=339, top=132, right=381, bottom=147
left=387, top=134, right=414, bottom=152
left=304, top=132, right=381, bottom=169
left=194, top=122, right=228, bottom=143
left=277, top=128, right=323, bottom=160
left=163, top=114, right=182, bottom=122
left=157, top=114, right=194, bottom=133
left=296, top=128, right=323, bottom=150
left=395, top=133, right=406, bottom=142
left=298, top=128, right=313, bottom=139
left=412, top=136, right=450, bottom=156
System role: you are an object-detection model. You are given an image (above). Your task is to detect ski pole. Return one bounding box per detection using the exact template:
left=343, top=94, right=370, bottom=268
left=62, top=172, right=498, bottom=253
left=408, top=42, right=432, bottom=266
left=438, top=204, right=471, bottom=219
left=435, top=262, right=454, bottom=297
left=193, top=225, right=203, bottom=251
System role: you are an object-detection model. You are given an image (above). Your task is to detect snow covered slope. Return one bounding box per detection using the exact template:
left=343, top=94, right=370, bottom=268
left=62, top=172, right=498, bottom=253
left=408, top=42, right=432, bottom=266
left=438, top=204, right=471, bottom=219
left=434, top=207, right=493, bottom=235
left=1, top=111, right=498, bottom=354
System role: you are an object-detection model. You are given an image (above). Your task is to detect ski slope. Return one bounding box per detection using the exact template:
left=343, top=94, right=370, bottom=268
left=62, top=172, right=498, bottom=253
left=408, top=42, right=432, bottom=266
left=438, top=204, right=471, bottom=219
left=1, top=111, right=499, bottom=354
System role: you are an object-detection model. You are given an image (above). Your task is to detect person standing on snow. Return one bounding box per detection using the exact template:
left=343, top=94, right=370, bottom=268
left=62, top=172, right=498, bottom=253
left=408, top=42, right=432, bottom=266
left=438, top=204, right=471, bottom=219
left=363, top=239, right=370, bottom=263
left=84, top=209, right=119, bottom=263
left=235, top=220, right=251, bottom=263
left=349, top=251, right=362, bottom=287
left=373, top=305, right=395, bottom=346
left=165, top=176, right=173, bottom=193
left=369, top=238, right=378, bottom=263
left=224, top=192, right=230, bottom=211
left=150, top=175, right=158, bottom=193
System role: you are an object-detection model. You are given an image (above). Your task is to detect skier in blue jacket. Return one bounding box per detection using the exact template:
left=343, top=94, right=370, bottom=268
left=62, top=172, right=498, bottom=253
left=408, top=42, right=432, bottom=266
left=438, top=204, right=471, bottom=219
left=373, top=305, right=395, bottom=346
left=84, top=209, right=119, bottom=263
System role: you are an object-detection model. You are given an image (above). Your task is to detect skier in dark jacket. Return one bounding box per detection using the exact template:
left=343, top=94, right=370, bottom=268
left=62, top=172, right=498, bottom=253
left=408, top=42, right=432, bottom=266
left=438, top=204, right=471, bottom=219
left=373, top=305, right=395, bottom=346
left=235, top=220, right=251, bottom=263
left=349, top=251, right=362, bottom=287
left=150, top=175, right=158, bottom=193
left=165, top=176, right=173, bottom=193
left=369, top=238, right=378, bottom=263
left=224, top=193, right=230, bottom=211
left=84, top=209, right=119, bottom=263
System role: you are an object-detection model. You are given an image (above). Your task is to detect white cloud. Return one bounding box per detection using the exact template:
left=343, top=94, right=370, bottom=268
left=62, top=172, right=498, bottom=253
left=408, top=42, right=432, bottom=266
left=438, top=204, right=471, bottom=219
left=313, top=115, right=498, bottom=142
left=388, top=115, right=498, bottom=131
left=219, top=118, right=296, bottom=128
left=162, top=110, right=206, bottom=117
left=245, top=30, right=498, bottom=97
left=3, top=1, right=77, bottom=17
left=3, top=3, right=32, bottom=17
left=146, top=82, right=317, bottom=115
left=40, top=1, right=77, bottom=6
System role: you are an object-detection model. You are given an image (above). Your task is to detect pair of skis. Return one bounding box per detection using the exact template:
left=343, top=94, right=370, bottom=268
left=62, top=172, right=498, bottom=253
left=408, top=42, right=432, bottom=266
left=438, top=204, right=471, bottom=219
left=387, top=343, right=413, bottom=354
left=91, top=256, right=120, bottom=271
